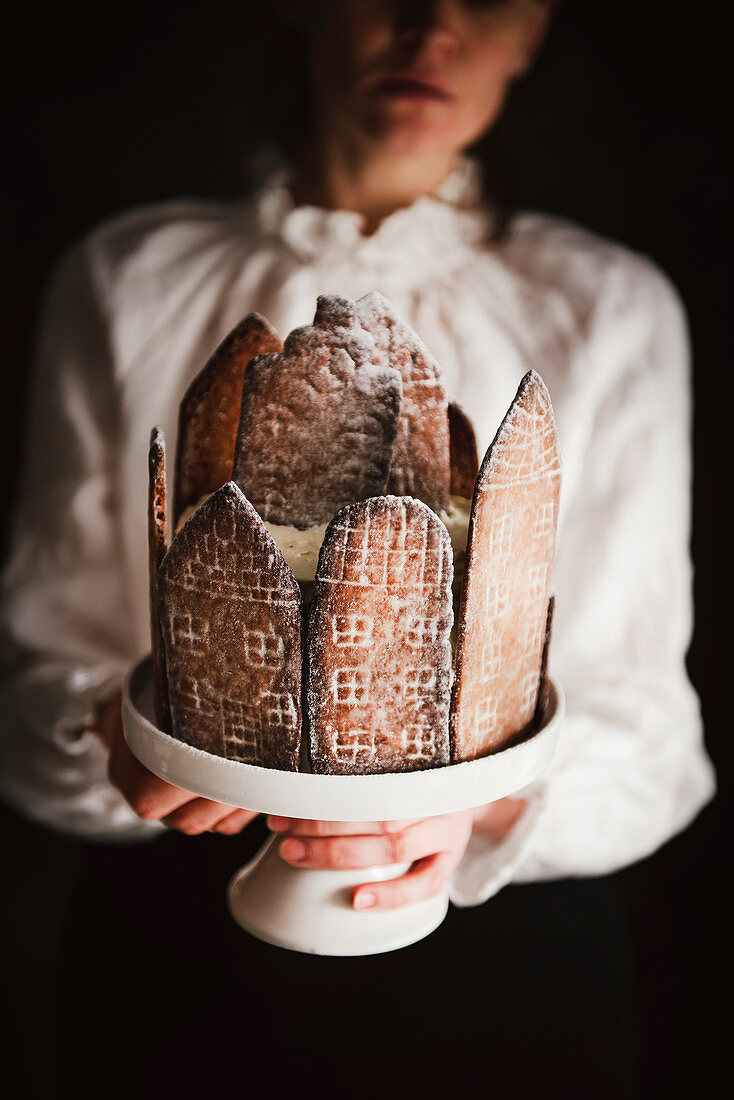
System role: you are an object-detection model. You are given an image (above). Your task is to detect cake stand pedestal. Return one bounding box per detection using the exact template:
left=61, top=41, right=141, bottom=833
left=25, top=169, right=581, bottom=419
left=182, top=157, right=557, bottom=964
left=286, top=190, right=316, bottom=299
left=122, top=657, right=563, bottom=956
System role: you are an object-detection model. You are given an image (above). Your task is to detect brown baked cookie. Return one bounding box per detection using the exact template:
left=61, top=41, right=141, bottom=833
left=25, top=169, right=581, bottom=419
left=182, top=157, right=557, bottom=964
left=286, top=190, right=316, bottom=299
left=233, top=295, right=402, bottom=528
left=450, top=371, right=561, bottom=761
left=158, top=482, right=302, bottom=768
left=356, top=292, right=450, bottom=514
left=307, top=495, right=453, bottom=774
left=148, top=427, right=171, bottom=732
left=448, top=401, right=479, bottom=499
left=533, top=594, right=555, bottom=729
left=173, top=313, right=282, bottom=524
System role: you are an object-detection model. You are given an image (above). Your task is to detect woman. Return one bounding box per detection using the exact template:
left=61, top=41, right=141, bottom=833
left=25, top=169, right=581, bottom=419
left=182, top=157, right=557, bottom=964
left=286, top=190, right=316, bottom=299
left=0, top=2, right=715, bottom=1082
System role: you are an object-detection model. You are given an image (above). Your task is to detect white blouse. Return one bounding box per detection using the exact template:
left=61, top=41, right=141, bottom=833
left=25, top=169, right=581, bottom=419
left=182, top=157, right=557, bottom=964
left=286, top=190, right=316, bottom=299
left=0, top=159, right=715, bottom=902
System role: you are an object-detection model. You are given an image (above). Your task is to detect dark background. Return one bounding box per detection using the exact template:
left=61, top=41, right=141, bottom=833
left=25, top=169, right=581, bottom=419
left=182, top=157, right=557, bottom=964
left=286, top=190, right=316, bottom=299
left=1, top=2, right=729, bottom=1096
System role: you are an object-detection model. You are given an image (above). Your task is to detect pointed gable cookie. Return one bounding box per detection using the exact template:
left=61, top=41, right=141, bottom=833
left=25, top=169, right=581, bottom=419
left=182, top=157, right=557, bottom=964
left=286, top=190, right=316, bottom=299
left=148, top=426, right=171, bottom=732
left=450, top=371, right=561, bottom=760
left=533, top=594, right=555, bottom=729
left=356, top=291, right=451, bottom=513
left=233, top=295, right=403, bottom=528
left=174, top=313, right=282, bottom=524
left=308, top=496, right=453, bottom=774
left=448, top=401, right=479, bottom=499
left=158, top=482, right=302, bottom=768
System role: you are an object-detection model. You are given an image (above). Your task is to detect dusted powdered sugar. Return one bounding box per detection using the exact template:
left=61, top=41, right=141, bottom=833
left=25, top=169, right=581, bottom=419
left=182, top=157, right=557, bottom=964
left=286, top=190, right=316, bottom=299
left=158, top=482, right=302, bottom=769
left=357, top=291, right=451, bottom=513
left=308, top=496, right=453, bottom=775
left=450, top=371, right=561, bottom=760
left=233, top=295, right=403, bottom=528
left=173, top=312, right=282, bottom=522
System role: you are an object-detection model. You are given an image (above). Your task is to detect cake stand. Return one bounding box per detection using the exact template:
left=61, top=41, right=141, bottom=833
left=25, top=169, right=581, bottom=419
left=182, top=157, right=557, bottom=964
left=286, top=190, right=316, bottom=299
left=122, top=656, right=564, bottom=956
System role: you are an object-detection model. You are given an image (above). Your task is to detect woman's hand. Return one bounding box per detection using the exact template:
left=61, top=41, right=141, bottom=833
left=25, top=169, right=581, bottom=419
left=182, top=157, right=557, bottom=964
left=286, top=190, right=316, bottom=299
left=92, top=688, right=258, bottom=835
left=268, top=811, right=474, bottom=910
left=269, top=797, right=528, bottom=911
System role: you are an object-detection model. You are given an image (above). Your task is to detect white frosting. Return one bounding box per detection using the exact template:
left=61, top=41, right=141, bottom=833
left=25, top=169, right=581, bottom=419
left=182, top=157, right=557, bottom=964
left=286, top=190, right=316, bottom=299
left=265, top=495, right=471, bottom=582
left=262, top=519, right=328, bottom=581
left=176, top=494, right=472, bottom=583
left=441, top=495, right=472, bottom=578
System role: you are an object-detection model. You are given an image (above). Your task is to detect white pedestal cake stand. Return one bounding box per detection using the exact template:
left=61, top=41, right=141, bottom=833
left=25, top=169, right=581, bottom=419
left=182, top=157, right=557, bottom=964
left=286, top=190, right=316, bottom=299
left=122, top=656, right=563, bottom=956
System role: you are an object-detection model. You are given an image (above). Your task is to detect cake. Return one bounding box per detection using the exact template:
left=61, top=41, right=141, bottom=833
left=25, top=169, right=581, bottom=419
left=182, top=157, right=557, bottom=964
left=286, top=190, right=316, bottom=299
left=148, top=292, right=561, bottom=773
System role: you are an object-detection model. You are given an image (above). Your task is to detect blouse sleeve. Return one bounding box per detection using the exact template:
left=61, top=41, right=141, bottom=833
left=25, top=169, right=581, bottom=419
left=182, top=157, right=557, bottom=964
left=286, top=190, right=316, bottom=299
left=450, top=261, right=716, bottom=906
left=0, top=241, right=163, bottom=841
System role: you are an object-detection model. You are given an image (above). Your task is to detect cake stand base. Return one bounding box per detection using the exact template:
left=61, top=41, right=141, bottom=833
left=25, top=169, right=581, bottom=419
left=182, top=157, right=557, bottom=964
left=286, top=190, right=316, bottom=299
left=227, top=835, right=447, bottom=955
left=122, top=656, right=563, bottom=956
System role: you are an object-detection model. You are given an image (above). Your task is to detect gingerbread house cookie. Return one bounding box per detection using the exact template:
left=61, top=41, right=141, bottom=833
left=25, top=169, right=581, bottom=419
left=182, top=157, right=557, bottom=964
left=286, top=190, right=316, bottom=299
left=533, top=594, right=555, bottom=729
left=448, top=401, right=480, bottom=499
left=158, top=482, right=302, bottom=768
left=450, top=371, right=561, bottom=761
left=356, top=292, right=451, bottom=514
left=233, top=295, right=403, bottom=529
left=307, top=496, right=453, bottom=774
left=148, top=426, right=171, bottom=732
left=174, top=313, right=282, bottom=524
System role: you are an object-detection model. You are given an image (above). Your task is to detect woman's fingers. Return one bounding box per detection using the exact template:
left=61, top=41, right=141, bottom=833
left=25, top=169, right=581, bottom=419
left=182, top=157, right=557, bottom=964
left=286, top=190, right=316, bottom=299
left=208, top=808, right=259, bottom=835
left=274, top=811, right=475, bottom=911
left=277, top=814, right=471, bottom=869
left=108, top=721, right=254, bottom=834
left=267, top=816, right=420, bottom=837
left=107, top=733, right=194, bottom=820
left=160, top=798, right=250, bottom=835
left=352, top=852, right=457, bottom=911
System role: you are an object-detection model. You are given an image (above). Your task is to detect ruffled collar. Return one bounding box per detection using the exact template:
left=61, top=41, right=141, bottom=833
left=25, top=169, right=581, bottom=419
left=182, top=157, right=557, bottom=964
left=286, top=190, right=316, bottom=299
left=251, top=156, right=492, bottom=280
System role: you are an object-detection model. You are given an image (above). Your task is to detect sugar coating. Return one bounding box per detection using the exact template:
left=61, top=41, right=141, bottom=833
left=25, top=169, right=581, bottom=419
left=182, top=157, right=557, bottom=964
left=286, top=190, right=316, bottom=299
left=450, top=371, right=561, bottom=760
left=158, top=482, right=302, bottom=769
left=356, top=291, right=450, bottom=512
left=308, top=495, right=453, bottom=774
left=174, top=312, right=282, bottom=523
left=233, top=295, right=403, bottom=528
left=448, top=401, right=480, bottom=499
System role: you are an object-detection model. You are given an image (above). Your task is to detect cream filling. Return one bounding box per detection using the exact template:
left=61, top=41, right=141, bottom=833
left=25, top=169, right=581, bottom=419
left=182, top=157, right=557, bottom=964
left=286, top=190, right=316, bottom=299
left=175, top=494, right=472, bottom=583
left=265, top=496, right=471, bottom=582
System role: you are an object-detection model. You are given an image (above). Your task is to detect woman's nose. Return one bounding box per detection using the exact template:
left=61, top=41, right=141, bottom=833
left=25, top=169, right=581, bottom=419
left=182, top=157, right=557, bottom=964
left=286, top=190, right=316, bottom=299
left=395, top=0, right=461, bottom=55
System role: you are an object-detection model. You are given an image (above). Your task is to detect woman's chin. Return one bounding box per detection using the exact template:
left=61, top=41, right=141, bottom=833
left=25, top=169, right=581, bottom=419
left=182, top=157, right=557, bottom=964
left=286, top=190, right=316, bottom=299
left=367, top=120, right=460, bottom=159
left=353, top=100, right=460, bottom=158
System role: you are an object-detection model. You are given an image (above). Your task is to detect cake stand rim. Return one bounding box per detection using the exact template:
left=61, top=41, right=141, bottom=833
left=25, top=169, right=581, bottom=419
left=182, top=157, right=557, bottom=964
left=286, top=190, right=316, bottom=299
left=122, top=655, right=564, bottom=820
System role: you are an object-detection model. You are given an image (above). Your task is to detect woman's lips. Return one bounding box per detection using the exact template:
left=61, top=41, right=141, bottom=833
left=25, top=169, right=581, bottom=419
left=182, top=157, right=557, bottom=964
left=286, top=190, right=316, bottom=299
left=372, top=76, right=452, bottom=102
